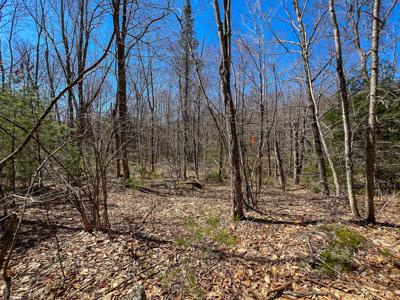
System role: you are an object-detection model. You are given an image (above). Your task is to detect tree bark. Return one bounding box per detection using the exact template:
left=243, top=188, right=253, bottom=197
left=112, top=101, right=122, bottom=177
left=274, top=129, right=286, bottom=194
left=293, top=115, right=300, bottom=185
left=0, top=40, right=5, bottom=91
left=297, top=107, right=307, bottom=180
left=213, top=0, right=244, bottom=219
left=293, top=0, right=342, bottom=197
left=60, top=0, right=75, bottom=128
left=348, top=1, right=370, bottom=87
left=365, top=0, right=381, bottom=223
left=113, top=0, right=130, bottom=181
left=329, top=0, right=360, bottom=218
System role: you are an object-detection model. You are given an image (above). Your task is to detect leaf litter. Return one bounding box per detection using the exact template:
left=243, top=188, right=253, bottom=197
left=1, top=182, right=399, bottom=299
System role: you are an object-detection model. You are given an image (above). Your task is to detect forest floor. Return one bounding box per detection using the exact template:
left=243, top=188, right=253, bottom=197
left=1, top=179, right=400, bottom=300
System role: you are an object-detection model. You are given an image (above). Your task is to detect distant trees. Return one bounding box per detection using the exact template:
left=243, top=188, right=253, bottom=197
left=0, top=0, right=398, bottom=232
left=2, top=0, right=400, bottom=297
left=292, top=0, right=334, bottom=197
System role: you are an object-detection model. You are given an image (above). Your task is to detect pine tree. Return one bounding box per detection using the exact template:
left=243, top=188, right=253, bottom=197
left=179, top=0, right=198, bottom=179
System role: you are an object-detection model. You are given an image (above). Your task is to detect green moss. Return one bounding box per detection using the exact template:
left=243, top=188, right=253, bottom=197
left=312, top=186, right=321, bottom=194
left=335, top=227, right=364, bottom=249
left=261, top=175, right=276, bottom=186
left=174, top=237, right=190, bottom=247
left=123, top=177, right=146, bottom=189
left=213, top=229, right=236, bottom=246
left=204, top=170, right=224, bottom=181
left=379, top=248, right=393, bottom=258
left=318, top=224, right=365, bottom=275
left=176, top=212, right=236, bottom=248
left=206, top=214, right=220, bottom=227
left=319, top=248, right=354, bottom=275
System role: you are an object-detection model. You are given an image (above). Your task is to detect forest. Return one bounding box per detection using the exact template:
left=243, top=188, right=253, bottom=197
left=0, top=0, right=399, bottom=299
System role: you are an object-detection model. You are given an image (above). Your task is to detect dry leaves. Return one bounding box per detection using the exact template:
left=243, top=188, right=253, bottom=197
left=1, top=183, right=399, bottom=299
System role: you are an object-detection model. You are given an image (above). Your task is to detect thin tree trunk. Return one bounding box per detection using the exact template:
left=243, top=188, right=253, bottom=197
left=348, top=1, right=370, bottom=87
left=365, top=0, right=381, bottom=223
left=293, top=115, right=300, bottom=184
left=293, top=0, right=341, bottom=197
left=297, top=107, right=307, bottom=179
left=266, top=136, right=271, bottom=177
left=274, top=129, right=286, bottom=194
left=329, top=0, right=360, bottom=218
left=60, top=0, right=75, bottom=128
left=256, top=101, right=265, bottom=198
left=112, top=102, right=121, bottom=177
left=218, top=138, right=224, bottom=182
left=113, top=0, right=130, bottom=180
left=0, top=40, right=5, bottom=91
left=213, top=0, right=244, bottom=219
left=194, top=88, right=201, bottom=179
left=182, top=46, right=190, bottom=180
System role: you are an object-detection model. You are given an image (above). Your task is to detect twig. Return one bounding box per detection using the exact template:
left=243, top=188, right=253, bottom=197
left=46, top=209, right=66, bottom=283
left=99, top=248, right=186, bottom=298
left=142, top=203, right=159, bottom=223
left=378, top=191, right=400, bottom=215
left=283, top=290, right=328, bottom=297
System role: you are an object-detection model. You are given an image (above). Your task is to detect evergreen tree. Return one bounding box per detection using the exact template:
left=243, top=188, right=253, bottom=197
left=179, top=0, right=198, bottom=179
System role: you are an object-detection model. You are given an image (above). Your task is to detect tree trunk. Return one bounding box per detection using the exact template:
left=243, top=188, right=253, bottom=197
left=182, top=46, right=190, bottom=180
left=213, top=0, right=244, bottom=219
left=329, top=0, right=360, bottom=218
left=308, top=91, right=329, bottom=196
left=365, top=0, right=381, bottom=223
left=193, top=88, right=201, bottom=179
left=297, top=107, right=307, bottom=180
left=149, top=57, right=156, bottom=173
left=218, top=138, right=224, bottom=182
left=112, top=102, right=122, bottom=177
left=0, top=40, right=5, bottom=91
left=60, top=0, right=75, bottom=128
left=113, top=0, right=130, bottom=181
left=274, top=129, right=286, bottom=194
left=293, top=116, right=300, bottom=184
left=293, top=0, right=341, bottom=197
left=348, top=1, right=370, bottom=87
left=256, top=102, right=265, bottom=199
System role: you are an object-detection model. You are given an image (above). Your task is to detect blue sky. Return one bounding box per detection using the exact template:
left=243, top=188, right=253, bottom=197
left=2, top=0, right=399, bottom=86
left=188, top=0, right=400, bottom=80
left=191, top=1, right=287, bottom=46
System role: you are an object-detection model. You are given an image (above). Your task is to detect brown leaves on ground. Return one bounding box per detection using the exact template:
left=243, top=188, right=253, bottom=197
left=1, top=182, right=399, bottom=299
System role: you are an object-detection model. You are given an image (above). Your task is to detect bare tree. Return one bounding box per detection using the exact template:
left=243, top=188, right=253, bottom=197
left=329, top=0, right=360, bottom=217
left=113, top=0, right=130, bottom=180
left=347, top=0, right=371, bottom=87
left=60, top=0, right=75, bottom=128
left=292, top=0, right=336, bottom=197
left=365, top=0, right=381, bottom=223
left=213, top=0, right=244, bottom=218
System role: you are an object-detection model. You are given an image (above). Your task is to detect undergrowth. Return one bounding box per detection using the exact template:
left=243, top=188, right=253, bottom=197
left=318, top=224, right=366, bottom=275
left=168, top=212, right=236, bottom=298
